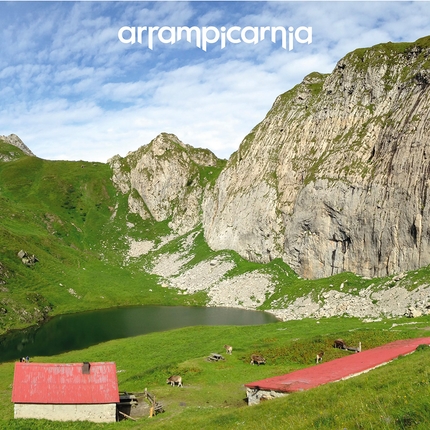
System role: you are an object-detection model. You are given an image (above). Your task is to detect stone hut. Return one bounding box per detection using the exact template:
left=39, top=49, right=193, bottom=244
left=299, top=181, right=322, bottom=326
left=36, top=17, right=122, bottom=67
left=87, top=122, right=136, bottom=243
left=11, top=361, right=119, bottom=422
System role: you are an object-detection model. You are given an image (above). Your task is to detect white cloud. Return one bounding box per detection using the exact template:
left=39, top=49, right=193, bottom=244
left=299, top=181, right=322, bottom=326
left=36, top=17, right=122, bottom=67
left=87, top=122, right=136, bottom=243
left=0, top=1, right=429, bottom=162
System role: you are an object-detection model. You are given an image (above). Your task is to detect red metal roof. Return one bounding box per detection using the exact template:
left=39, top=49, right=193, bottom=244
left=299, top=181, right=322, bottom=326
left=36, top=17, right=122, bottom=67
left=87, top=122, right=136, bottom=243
left=245, top=337, right=430, bottom=393
left=11, top=362, right=119, bottom=404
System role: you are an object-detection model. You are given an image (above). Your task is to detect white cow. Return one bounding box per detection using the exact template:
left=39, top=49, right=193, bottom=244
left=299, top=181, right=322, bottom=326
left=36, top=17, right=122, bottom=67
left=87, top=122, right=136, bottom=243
left=224, top=344, right=233, bottom=355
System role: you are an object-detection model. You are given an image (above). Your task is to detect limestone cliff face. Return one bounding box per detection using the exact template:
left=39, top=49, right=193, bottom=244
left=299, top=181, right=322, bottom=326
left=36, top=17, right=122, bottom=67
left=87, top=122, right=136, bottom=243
left=109, top=133, right=224, bottom=234
left=203, top=36, right=430, bottom=279
left=104, top=37, right=430, bottom=279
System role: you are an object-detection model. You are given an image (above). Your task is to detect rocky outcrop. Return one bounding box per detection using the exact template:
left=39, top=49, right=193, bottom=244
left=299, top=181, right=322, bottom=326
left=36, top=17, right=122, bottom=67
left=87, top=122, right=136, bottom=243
left=0, top=134, right=35, bottom=157
left=109, top=133, right=225, bottom=234
left=17, top=250, right=39, bottom=267
left=138, top=229, right=430, bottom=320
left=203, top=36, right=430, bottom=279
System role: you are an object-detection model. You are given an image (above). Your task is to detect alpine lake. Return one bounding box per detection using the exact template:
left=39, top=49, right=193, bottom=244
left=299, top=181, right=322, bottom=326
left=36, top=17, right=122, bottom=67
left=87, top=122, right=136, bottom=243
left=0, top=305, right=279, bottom=362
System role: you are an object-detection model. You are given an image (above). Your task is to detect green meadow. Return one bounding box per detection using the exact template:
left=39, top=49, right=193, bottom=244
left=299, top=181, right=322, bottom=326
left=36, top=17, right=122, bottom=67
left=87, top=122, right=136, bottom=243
left=1, top=317, right=430, bottom=429
left=2, top=140, right=430, bottom=428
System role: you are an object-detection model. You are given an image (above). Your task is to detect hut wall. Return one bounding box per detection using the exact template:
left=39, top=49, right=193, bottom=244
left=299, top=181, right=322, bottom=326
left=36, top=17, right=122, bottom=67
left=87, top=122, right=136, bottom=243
left=14, top=403, right=117, bottom=423
left=246, top=387, right=287, bottom=405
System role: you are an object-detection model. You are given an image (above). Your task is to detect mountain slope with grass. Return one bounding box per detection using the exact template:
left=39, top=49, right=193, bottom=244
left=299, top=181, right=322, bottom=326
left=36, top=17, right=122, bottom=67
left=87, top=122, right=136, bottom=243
left=0, top=139, right=203, bottom=332
left=0, top=135, right=292, bottom=333
left=3, top=37, right=430, bottom=335
left=2, top=130, right=430, bottom=335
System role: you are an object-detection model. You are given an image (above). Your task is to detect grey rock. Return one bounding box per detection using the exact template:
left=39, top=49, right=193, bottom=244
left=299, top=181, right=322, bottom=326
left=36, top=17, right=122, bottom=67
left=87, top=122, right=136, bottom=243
left=0, top=134, right=35, bottom=157
left=109, top=133, right=223, bottom=235
left=203, top=36, right=430, bottom=279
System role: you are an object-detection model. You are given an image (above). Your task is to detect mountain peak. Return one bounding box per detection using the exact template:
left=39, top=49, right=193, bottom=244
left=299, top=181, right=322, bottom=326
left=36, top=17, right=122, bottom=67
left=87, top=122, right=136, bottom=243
left=0, top=134, right=35, bottom=157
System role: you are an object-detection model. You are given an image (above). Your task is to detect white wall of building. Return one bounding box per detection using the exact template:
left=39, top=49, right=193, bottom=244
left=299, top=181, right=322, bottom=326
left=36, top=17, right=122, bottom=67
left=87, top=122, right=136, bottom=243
left=14, top=403, right=117, bottom=423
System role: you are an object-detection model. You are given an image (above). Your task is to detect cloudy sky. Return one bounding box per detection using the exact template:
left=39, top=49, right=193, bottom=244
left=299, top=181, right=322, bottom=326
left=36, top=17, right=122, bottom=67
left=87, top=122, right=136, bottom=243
left=1, top=1, right=429, bottom=162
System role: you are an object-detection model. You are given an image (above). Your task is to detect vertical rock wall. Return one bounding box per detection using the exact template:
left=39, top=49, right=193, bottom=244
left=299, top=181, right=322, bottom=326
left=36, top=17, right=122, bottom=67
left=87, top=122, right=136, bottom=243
left=203, top=37, right=430, bottom=279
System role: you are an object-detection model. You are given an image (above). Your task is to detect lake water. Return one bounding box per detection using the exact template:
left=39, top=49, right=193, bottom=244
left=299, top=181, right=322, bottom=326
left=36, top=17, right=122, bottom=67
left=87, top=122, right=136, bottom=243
left=0, top=305, right=278, bottom=362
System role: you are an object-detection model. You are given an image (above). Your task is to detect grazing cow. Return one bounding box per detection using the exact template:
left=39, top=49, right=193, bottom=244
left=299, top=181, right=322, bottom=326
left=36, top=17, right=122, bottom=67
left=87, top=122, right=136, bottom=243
left=224, top=344, right=233, bottom=355
left=166, top=375, right=183, bottom=387
left=250, top=354, right=266, bottom=365
left=333, top=339, right=347, bottom=349
left=316, top=351, right=324, bottom=363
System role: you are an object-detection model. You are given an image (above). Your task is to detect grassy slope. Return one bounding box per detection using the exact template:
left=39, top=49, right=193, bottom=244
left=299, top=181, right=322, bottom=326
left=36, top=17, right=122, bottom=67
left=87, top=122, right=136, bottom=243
left=0, top=143, right=209, bottom=332
left=0, top=141, right=384, bottom=334
left=2, top=140, right=430, bottom=427
left=2, top=140, right=430, bottom=330
left=1, top=316, right=430, bottom=429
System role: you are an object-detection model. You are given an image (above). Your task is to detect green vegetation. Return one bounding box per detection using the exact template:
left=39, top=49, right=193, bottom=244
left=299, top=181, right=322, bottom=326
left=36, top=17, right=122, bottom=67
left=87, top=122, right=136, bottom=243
left=304, top=71, right=327, bottom=97
left=3, top=137, right=430, bottom=333
left=1, top=316, right=430, bottom=428
left=3, top=35, right=430, bottom=425
left=0, top=141, right=197, bottom=332
left=345, top=36, right=430, bottom=91
left=3, top=143, right=430, bottom=428
left=0, top=140, right=296, bottom=332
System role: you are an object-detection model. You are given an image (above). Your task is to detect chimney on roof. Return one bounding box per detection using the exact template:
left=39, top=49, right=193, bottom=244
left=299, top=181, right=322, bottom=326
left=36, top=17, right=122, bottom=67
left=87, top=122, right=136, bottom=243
left=82, top=362, right=91, bottom=374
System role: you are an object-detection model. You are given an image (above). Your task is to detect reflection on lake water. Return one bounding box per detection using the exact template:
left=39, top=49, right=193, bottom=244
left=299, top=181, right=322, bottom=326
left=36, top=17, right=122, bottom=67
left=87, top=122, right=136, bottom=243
left=0, top=306, right=278, bottom=362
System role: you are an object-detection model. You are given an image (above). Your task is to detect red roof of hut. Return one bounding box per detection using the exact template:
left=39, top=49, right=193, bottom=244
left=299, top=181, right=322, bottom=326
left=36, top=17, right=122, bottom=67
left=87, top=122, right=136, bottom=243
left=244, top=337, right=430, bottom=393
left=11, top=362, right=119, bottom=404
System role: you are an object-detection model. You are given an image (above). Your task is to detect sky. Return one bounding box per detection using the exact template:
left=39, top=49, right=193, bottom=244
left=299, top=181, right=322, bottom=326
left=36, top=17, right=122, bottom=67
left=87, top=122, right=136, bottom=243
left=0, top=1, right=429, bottom=162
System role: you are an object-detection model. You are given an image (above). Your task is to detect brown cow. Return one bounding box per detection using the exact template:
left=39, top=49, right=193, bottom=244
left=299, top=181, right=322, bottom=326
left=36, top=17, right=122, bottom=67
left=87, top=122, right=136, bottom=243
left=333, top=339, right=347, bottom=349
left=166, top=375, right=183, bottom=387
left=250, top=354, right=266, bottom=365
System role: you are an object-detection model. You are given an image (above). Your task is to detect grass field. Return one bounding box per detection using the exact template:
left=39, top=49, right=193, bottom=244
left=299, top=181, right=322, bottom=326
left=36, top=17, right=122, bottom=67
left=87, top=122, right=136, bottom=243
left=2, top=140, right=430, bottom=428
left=1, top=316, right=430, bottom=429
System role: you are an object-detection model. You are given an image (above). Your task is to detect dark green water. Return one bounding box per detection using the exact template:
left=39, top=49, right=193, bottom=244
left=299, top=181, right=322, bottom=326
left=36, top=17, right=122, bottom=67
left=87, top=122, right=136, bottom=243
left=0, top=306, right=278, bottom=362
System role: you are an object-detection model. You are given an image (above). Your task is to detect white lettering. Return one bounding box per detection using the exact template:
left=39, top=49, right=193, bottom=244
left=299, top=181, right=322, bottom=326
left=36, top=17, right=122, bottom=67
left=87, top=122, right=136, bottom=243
left=241, top=26, right=259, bottom=45
left=118, top=26, right=136, bottom=44
left=227, top=26, right=241, bottom=44
left=137, top=26, right=147, bottom=44
left=271, top=26, right=287, bottom=50
left=202, top=26, right=220, bottom=52
left=220, top=26, right=226, bottom=49
left=259, top=26, right=271, bottom=41
left=295, top=26, right=312, bottom=44
left=148, top=26, right=159, bottom=50
left=289, top=26, right=294, bottom=51
left=177, top=26, right=201, bottom=49
left=117, top=25, right=313, bottom=51
left=158, top=26, right=176, bottom=45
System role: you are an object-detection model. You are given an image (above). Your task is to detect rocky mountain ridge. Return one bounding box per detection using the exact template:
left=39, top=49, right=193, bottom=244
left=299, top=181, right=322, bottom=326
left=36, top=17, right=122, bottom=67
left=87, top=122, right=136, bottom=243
left=108, top=133, right=225, bottom=235
left=110, top=36, right=430, bottom=281
left=4, top=37, right=430, bottom=325
left=5, top=36, right=430, bottom=284
left=0, top=134, right=35, bottom=161
left=204, top=38, right=430, bottom=280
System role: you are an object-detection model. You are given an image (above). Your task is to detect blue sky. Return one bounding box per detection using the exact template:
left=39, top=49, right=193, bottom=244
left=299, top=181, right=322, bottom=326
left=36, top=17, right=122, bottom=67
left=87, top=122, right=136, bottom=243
left=1, top=1, right=429, bottom=162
